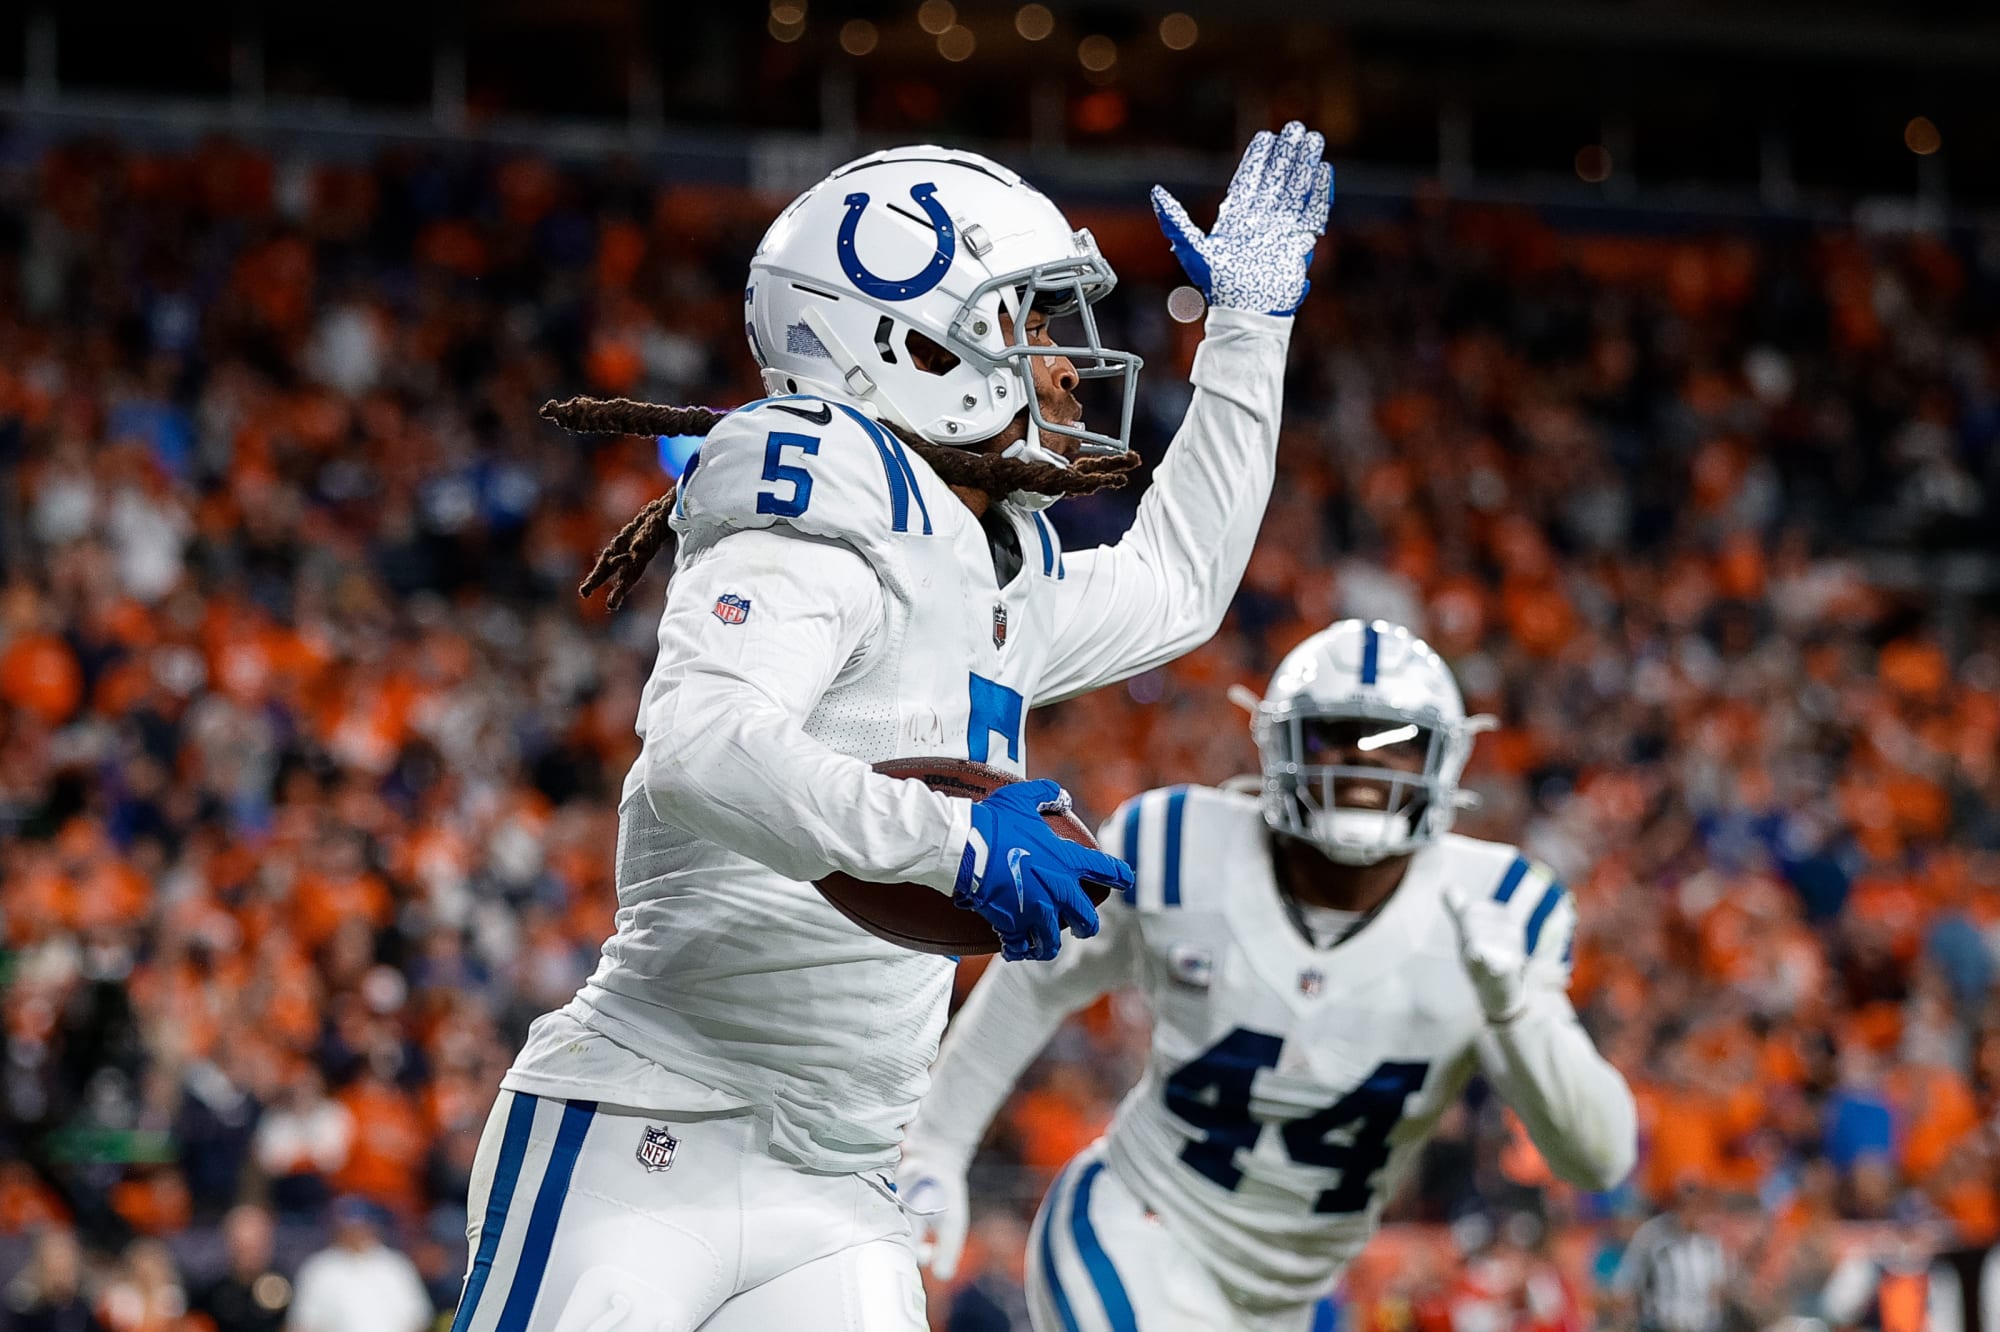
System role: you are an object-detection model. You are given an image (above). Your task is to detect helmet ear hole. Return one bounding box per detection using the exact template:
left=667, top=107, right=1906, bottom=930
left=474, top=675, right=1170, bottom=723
left=904, top=329, right=961, bottom=377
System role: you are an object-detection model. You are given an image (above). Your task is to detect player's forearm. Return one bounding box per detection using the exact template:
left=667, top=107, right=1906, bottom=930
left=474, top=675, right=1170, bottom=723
left=1036, top=309, right=1289, bottom=702
left=644, top=669, right=970, bottom=891
left=1123, top=306, right=1290, bottom=639
left=907, top=953, right=1106, bottom=1160
left=1482, top=995, right=1636, bottom=1191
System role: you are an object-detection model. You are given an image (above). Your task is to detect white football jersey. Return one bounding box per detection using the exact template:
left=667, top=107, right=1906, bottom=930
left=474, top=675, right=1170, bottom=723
left=1097, top=784, right=1573, bottom=1308
left=504, top=310, right=1292, bottom=1173
left=910, top=782, right=1582, bottom=1313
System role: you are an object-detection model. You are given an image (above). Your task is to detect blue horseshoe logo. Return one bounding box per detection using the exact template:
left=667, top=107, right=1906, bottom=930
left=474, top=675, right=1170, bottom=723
left=836, top=183, right=956, bottom=301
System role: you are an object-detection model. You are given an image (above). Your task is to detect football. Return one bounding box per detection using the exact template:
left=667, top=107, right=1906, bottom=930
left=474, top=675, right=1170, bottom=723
left=814, top=757, right=1107, bottom=955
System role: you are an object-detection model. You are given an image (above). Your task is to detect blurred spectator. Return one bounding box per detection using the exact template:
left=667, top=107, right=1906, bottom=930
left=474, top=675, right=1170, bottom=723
left=1930, top=1238, right=2000, bottom=1332
left=190, top=1205, right=290, bottom=1332
left=3, top=1227, right=105, bottom=1332
left=1823, top=1196, right=1948, bottom=1332
left=92, top=1240, right=188, bottom=1332
left=248, top=1071, right=351, bottom=1220
left=285, top=1200, right=429, bottom=1332
left=943, top=1212, right=1033, bottom=1332
left=1510, top=1214, right=1586, bottom=1332
left=1612, top=1184, right=1734, bottom=1332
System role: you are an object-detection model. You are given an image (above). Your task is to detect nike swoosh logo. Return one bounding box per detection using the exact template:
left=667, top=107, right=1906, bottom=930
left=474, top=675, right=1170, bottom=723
left=768, top=401, right=833, bottom=426
left=1007, top=848, right=1030, bottom=913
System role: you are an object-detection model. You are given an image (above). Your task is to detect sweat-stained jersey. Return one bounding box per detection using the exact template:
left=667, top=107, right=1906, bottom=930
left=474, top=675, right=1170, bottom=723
left=501, top=308, right=1293, bottom=1173
left=908, top=784, right=1619, bottom=1314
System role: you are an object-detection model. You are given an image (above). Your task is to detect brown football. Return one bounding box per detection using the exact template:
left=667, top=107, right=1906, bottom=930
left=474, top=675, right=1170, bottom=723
left=813, top=757, right=1106, bottom=956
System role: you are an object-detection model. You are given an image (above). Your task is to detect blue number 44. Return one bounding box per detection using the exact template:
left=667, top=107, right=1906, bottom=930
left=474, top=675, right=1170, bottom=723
left=756, top=431, right=819, bottom=517
left=1163, top=1026, right=1429, bottom=1214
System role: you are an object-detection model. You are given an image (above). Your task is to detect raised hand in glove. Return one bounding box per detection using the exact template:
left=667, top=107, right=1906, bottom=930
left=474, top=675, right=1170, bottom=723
left=1151, top=120, right=1333, bottom=317
left=1443, top=886, right=1533, bottom=1024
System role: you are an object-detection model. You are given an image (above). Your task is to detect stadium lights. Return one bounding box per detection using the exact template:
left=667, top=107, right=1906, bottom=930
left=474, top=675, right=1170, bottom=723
left=939, top=25, right=976, bottom=61
left=840, top=19, right=879, bottom=55
left=1575, top=144, right=1613, bottom=183
left=1016, top=4, right=1055, bottom=41
left=769, top=12, right=806, bottom=42
left=1167, top=286, right=1207, bottom=323
left=1905, top=116, right=1942, bottom=155
left=1160, top=13, right=1198, bottom=50
left=918, top=0, right=956, bottom=36
left=770, top=2, right=806, bottom=23
left=1078, top=34, right=1117, bottom=72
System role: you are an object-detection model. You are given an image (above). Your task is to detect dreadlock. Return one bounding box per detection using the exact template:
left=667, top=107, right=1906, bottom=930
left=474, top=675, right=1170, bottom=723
left=546, top=394, right=1142, bottom=610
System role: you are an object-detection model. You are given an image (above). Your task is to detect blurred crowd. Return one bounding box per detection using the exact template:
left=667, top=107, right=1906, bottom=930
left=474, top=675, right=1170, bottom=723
left=0, top=131, right=1995, bottom=1332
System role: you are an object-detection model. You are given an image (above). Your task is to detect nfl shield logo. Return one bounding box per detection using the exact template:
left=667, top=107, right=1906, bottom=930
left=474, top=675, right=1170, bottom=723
left=712, top=593, right=751, bottom=625
left=992, top=604, right=1008, bottom=649
left=636, top=1124, right=679, bottom=1173
left=1297, top=968, right=1325, bottom=998
left=1167, top=945, right=1213, bottom=989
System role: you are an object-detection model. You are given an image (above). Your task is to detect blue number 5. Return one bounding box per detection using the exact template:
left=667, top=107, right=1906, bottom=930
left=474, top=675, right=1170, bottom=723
left=757, top=432, right=820, bottom=517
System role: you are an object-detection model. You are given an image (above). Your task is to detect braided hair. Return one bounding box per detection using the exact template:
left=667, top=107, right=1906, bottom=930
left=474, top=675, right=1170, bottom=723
left=546, top=395, right=1141, bottom=609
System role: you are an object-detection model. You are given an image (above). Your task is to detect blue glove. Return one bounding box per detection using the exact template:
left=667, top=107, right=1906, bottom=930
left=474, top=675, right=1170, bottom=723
left=954, top=780, right=1130, bottom=962
left=1151, top=120, right=1333, bottom=317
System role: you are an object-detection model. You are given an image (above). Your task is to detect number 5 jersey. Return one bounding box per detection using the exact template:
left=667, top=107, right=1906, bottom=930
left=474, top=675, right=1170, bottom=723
left=906, top=783, right=1633, bottom=1312
left=501, top=309, right=1292, bottom=1175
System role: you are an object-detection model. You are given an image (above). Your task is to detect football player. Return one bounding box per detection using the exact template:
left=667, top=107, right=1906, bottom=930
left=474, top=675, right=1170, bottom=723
left=899, top=619, right=1637, bottom=1332
left=449, top=127, right=1333, bottom=1331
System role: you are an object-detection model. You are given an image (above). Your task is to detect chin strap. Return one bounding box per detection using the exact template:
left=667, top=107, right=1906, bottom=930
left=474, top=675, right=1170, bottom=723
left=1001, top=416, right=1070, bottom=510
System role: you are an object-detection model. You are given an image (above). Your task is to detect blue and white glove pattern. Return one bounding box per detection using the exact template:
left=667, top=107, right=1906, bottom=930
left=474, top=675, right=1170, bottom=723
left=1151, top=120, right=1333, bottom=317
left=954, top=779, right=1128, bottom=962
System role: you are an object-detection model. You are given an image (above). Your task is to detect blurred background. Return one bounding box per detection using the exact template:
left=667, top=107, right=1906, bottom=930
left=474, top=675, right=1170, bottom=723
left=0, top=2, right=1997, bottom=1330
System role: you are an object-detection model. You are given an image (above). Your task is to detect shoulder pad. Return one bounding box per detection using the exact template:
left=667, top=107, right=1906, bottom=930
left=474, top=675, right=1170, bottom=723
left=1450, top=836, right=1575, bottom=978
left=1025, top=509, right=1067, bottom=581
left=1098, top=784, right=1257, bottom=913
left=670, top=396, right=936, bottom=549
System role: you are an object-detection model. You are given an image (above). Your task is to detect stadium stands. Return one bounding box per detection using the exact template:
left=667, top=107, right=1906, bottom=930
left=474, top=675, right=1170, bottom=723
left=0, top=134, right=1995, bottom=1329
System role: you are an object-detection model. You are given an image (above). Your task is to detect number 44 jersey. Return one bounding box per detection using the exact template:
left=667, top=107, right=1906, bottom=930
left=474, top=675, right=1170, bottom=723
left=907, top=783, right=1626, bottom=1312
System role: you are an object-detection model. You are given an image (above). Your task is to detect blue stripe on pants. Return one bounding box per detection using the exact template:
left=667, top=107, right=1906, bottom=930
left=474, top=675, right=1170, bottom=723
left=493, top=1099, right=598, bottom=1332
left=450, top=1092, right=540, bottom=1332
left=1038, top=1163, right=1083, bottom=1332
left=1069, top=1162, right=1139, bottom=1332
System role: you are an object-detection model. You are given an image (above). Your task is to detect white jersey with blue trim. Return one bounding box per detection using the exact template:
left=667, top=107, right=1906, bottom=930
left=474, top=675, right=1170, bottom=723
left=907, top=784, right=1608, bottom=1314
left=1099, top=787, right=1573, bottom=1309
left=504, top=309, right=1294, bottom=1173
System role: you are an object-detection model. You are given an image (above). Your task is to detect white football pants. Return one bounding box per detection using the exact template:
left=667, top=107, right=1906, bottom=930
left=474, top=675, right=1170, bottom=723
left=1026, top=1146, right=1325, bottom=1332
left=449, top=1091, right=926, bottom=1332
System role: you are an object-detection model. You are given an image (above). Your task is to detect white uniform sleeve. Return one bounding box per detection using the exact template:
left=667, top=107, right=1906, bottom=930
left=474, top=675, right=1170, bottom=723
left=903, top=899, right=1143, bottom=1161
left=1474, top=895, right=1636, bottom=1191
left=640, top=525, right=972, bottom=891
left=286, top=1254, right=329, bottom=1332
left=1033, top=308, right=1292, bottom=704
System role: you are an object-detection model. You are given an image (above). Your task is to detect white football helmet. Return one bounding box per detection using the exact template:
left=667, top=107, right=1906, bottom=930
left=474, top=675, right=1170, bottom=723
left=1241, top=620, right=1495, bottom=865
left=744, top=146, right=1140, bottom=463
